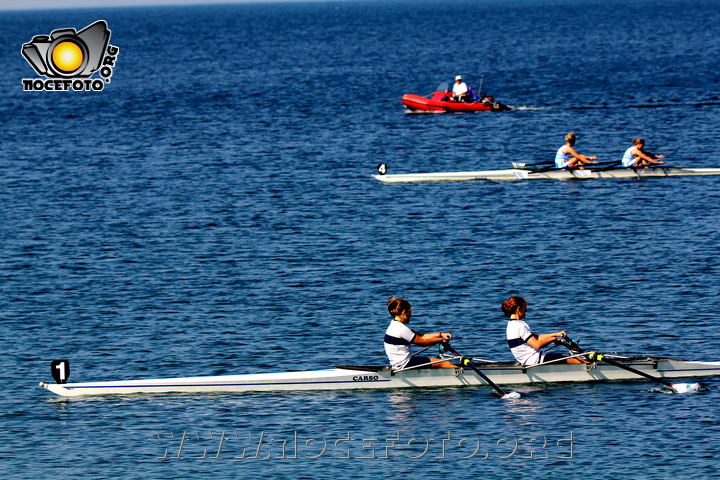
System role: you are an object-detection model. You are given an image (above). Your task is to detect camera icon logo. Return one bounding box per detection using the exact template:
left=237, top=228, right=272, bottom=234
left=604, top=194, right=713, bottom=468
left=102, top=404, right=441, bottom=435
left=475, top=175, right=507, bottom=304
left=22, top=20, right=110, bottom=78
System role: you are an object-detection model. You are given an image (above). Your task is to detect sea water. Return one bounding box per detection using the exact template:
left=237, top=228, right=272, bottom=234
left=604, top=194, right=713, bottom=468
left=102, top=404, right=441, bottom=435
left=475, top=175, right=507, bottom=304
left=1, top=0, right=720, bottom=478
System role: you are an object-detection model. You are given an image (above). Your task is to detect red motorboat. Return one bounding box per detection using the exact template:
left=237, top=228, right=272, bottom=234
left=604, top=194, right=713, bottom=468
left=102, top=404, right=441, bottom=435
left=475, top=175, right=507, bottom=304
left=402, top=82, right=511, bottom=113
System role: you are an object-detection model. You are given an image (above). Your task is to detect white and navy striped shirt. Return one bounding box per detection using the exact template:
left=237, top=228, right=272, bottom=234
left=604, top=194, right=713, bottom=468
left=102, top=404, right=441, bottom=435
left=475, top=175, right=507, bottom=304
left=506, top=319, right=544, bottom=366
left=384, top=320, right=417, bottom=369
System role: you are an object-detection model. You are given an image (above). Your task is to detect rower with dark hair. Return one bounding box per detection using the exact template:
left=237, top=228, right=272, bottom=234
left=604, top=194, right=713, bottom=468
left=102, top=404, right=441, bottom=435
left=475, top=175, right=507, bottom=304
left=502, top=296, right=587, bottom=366
left=384, top=297, right=456, bottom=370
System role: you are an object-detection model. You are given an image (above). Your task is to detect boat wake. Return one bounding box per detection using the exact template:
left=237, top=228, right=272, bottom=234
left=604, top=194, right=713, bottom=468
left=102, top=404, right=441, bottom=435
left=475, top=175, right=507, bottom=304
left=504, top=101, right=720, bottom=111
left=403, top=109, right=445, bottom=114
left=569, top=101, right=720, bottom=110
left=511, top=105, right=553, bottom=111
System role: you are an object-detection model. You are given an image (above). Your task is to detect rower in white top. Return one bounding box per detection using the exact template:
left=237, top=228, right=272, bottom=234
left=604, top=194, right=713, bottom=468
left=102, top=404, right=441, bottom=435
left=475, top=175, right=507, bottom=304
left=555, top=132, right=598, bottom=169
left=621, top=138, right=665, bottom=167
left=502, top=296, right=587, bottom=366
left=384, top=296, right=455, bottom=370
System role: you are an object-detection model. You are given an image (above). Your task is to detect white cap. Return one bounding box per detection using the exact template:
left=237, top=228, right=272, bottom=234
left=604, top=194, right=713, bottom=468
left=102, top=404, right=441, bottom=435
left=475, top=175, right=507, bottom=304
left=455, top=75, right=462, bottom=80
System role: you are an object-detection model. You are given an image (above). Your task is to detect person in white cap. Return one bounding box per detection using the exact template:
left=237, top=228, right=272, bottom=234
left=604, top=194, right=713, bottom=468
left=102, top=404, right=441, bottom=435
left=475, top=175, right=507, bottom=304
left=451, top=75, right=468, bottom=101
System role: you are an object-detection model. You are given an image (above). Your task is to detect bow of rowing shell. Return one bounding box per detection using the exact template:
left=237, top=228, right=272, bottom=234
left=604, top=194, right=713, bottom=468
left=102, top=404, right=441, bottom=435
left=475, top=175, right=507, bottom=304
left=372, top=167, right=720, bottom=183
left=40, top=358, right=720, bottom=397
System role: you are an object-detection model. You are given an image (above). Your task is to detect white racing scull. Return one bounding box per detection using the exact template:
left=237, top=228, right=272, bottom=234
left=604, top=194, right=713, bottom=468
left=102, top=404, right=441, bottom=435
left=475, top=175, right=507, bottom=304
left=372, top=163, right=720, bottom=183
left=40, top=356, right=720, bottom=397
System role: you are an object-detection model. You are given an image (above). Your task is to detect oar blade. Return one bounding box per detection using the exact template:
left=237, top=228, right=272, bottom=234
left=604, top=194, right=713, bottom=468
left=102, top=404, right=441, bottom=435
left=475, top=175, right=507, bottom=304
left=671, top=383, right=701, bottom=393
left=502, top=391, right=521, bottom=399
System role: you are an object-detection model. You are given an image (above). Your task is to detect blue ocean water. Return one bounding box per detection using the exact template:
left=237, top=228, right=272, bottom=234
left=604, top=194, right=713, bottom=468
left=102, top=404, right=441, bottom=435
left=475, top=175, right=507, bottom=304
left=1, top=0, right=720, bottom=478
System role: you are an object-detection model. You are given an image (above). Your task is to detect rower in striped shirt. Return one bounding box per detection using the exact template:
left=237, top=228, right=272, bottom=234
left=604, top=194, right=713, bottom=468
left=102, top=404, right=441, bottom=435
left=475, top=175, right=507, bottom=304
left=621, top=138, right=665, bottom=167
left=384, top=297, right=456, bottom=370
left=555, top=132, right=598, bottom=169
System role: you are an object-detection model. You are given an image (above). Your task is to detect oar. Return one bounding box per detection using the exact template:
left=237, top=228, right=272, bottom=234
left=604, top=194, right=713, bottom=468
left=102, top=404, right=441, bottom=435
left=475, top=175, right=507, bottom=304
left=528, top=161, right=611, bottom=175
left=514, top=160, right=621, bottom=172
left=558, top=339, right=700, bottom=393
left=586, top=160, right=621, bottom=169
left=441, top=343, right=520, bottom=399
left=528, top=164, right=560, bottom=174
left=512, top=161, right=555, bottom=168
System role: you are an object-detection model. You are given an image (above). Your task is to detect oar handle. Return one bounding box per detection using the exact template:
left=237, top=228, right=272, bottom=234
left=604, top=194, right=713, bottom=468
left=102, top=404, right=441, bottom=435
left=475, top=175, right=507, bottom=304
left=558, top=337, right=582, bottom=352
left=440, top=342, right=462, bottom=358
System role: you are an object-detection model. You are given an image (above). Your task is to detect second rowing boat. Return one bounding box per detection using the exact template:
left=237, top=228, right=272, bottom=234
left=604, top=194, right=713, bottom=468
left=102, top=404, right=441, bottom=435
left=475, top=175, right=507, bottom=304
left=372, top=164, right=720, bottom=183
